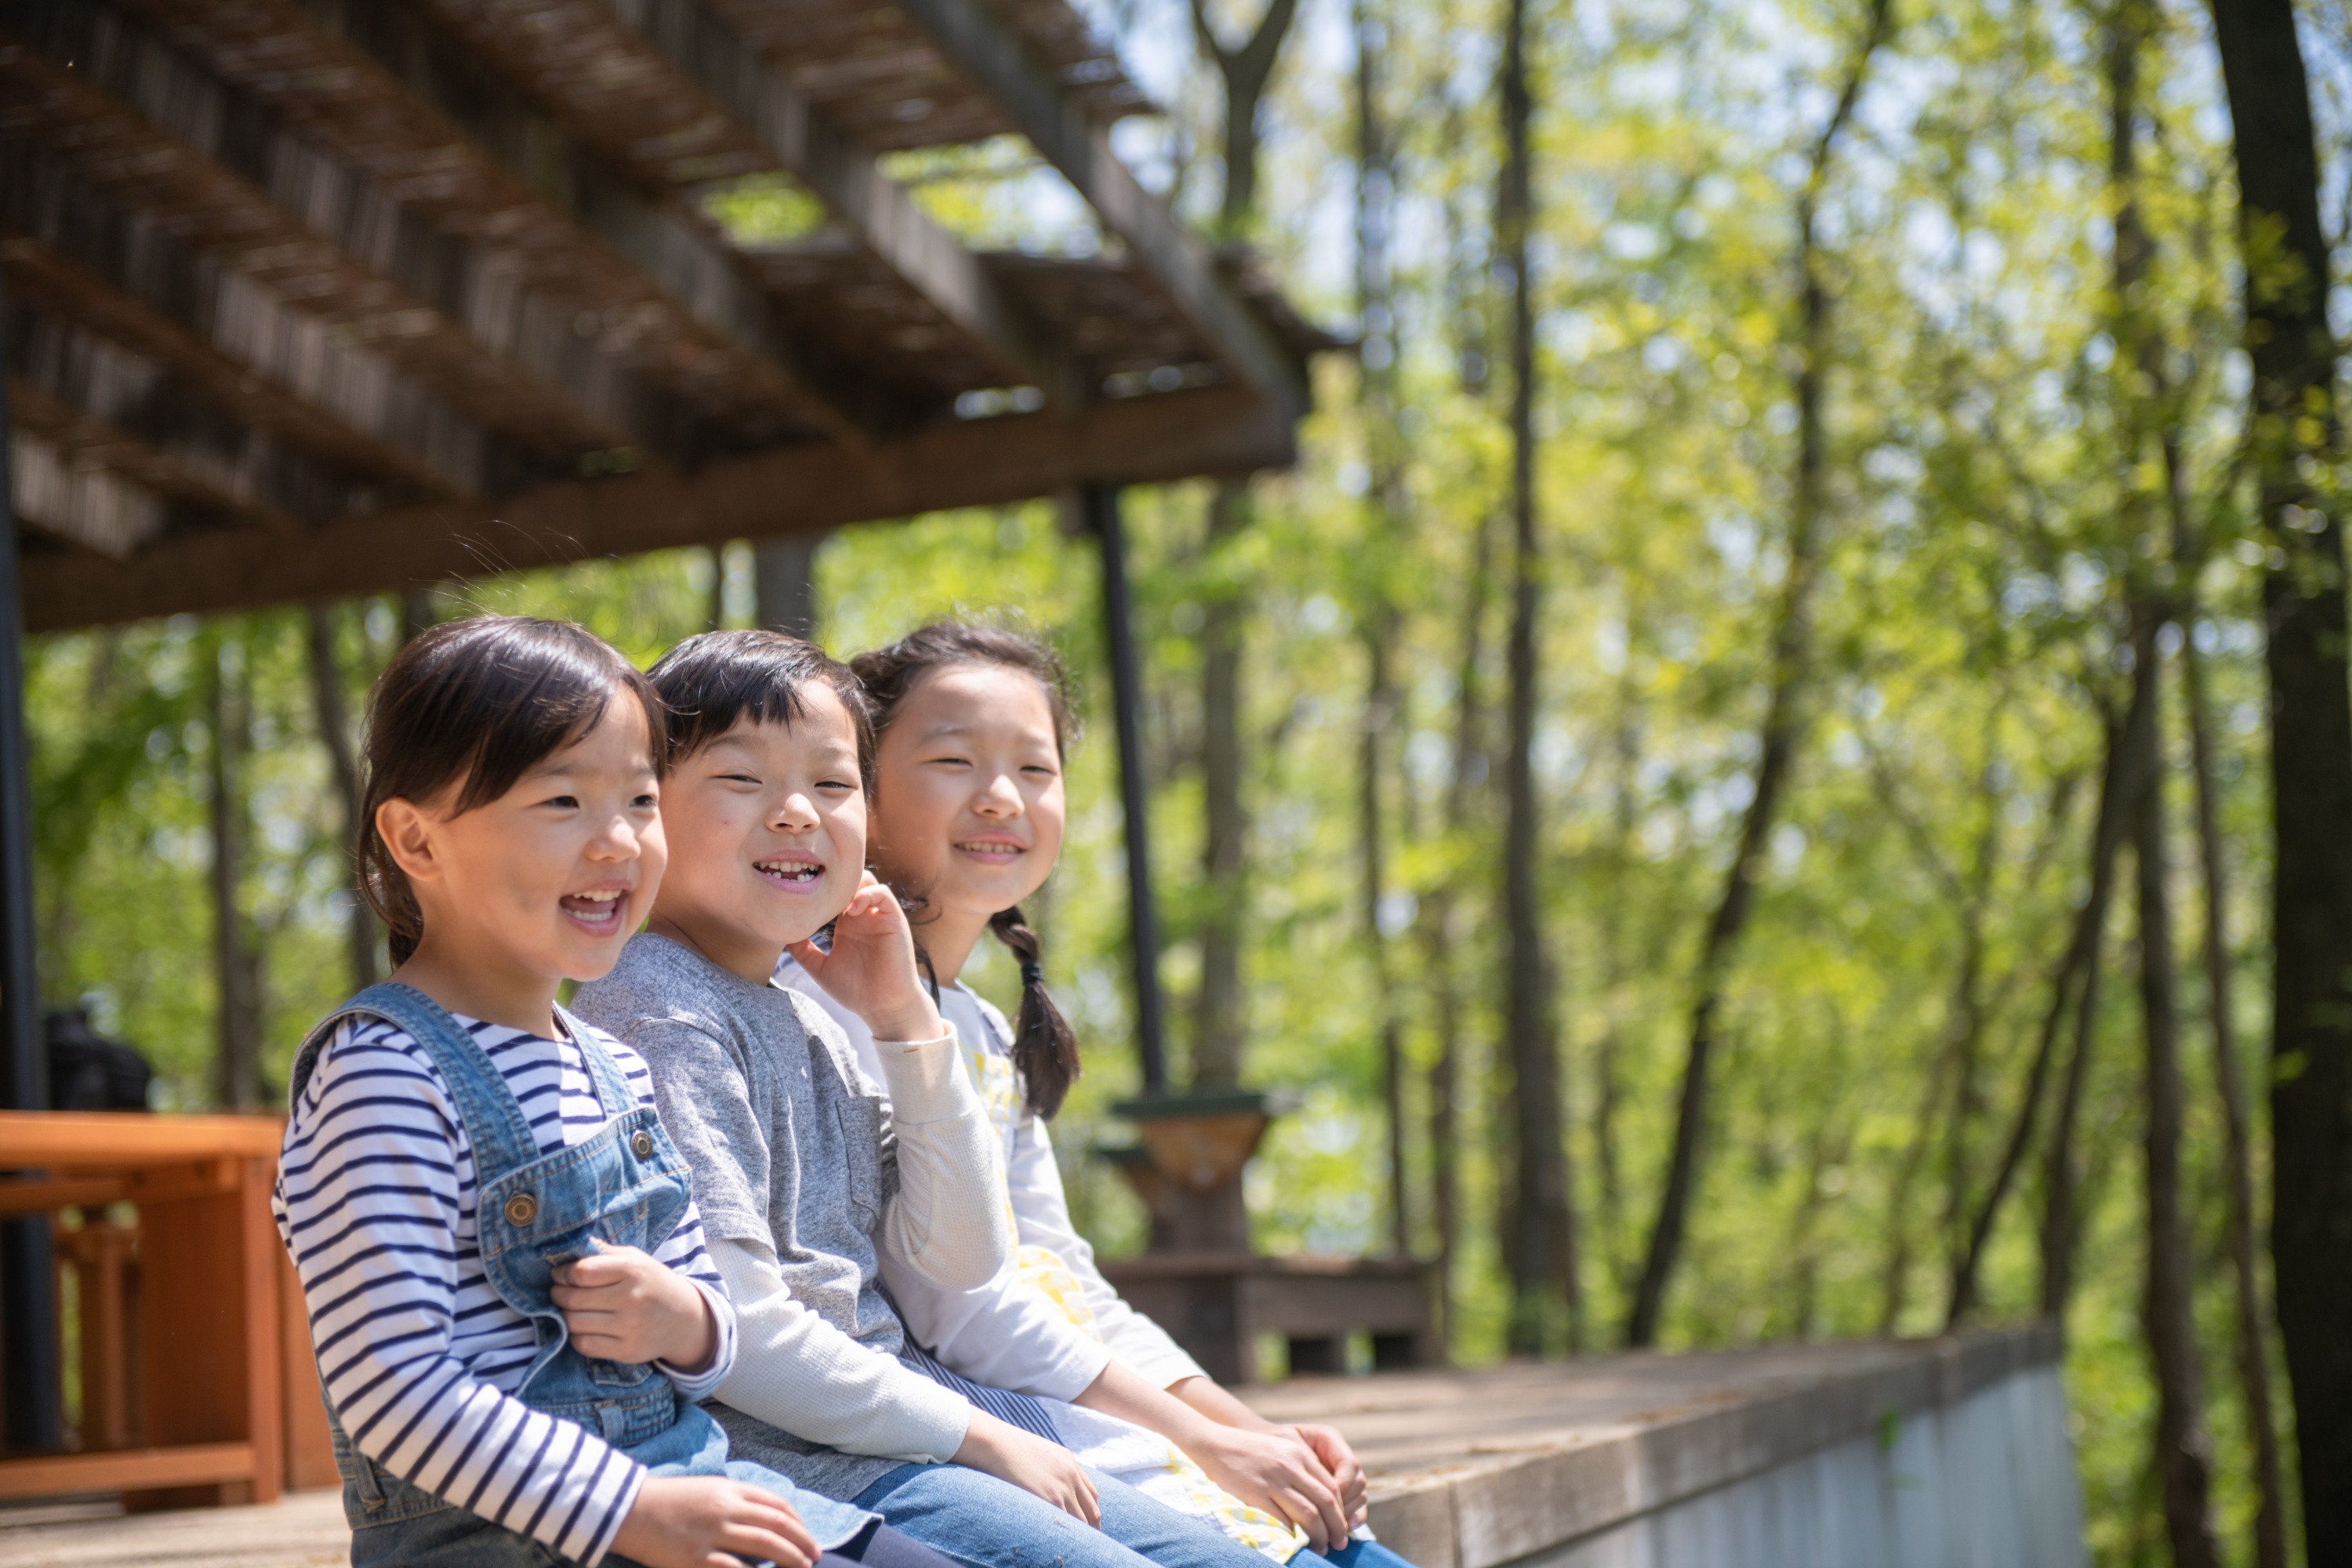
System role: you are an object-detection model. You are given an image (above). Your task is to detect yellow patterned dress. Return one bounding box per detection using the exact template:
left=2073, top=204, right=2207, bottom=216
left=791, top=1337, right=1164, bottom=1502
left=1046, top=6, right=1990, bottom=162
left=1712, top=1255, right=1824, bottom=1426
left=955, top=1022, right=1308, bottom=1566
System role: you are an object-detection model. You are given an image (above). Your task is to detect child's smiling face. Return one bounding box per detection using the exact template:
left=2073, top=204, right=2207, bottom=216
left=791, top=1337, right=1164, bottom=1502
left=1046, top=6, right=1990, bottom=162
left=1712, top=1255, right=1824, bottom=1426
left=652, top=682, right=867, bottom=976
left=868, top=662, right=1065, bottom=927
left=387, top=689, right=666, bottom=991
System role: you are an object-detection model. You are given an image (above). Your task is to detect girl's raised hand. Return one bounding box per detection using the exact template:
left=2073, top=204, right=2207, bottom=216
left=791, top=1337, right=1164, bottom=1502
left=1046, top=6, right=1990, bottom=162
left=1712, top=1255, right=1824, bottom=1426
left=786, top=872, right=946, bottom=1044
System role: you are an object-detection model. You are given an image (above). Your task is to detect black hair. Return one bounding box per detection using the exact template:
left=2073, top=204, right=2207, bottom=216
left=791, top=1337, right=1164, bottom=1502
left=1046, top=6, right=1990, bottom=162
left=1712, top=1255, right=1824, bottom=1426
left=359, top=615, right=665, bottom=967
left=852, top=621, right=1080, bottom=1120
left=645, top=629, right=873, bottom=768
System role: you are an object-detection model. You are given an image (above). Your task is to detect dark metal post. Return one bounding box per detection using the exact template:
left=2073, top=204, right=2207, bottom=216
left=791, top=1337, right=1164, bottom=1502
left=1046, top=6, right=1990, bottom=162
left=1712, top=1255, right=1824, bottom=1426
left=1086, top=484, right=1167, bottom=1094
left=0, top=280, right=61, bottom=1449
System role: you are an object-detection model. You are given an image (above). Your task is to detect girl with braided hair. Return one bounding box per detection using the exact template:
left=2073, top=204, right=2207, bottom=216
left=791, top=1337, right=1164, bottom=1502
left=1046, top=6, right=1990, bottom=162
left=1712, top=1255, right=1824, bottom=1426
left=776, top=622, right=1403, bottom=1568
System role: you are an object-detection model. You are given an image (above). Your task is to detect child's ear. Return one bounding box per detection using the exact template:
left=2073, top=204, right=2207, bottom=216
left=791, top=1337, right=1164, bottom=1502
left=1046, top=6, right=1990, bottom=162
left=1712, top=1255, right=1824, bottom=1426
left=377, top=798, right=445, bottom=887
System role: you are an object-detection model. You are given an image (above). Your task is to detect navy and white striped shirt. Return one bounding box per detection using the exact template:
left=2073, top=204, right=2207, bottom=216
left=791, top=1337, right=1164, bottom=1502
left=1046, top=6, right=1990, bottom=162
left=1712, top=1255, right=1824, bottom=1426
left=274, top=1014, right=737, bottom=1566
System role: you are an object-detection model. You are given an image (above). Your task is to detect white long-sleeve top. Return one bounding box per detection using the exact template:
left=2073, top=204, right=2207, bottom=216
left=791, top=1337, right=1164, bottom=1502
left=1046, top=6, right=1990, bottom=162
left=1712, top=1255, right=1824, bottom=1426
left=274, top=1014, right=737, bottom=1567
left=777, top=955, right=1207, bottom=1392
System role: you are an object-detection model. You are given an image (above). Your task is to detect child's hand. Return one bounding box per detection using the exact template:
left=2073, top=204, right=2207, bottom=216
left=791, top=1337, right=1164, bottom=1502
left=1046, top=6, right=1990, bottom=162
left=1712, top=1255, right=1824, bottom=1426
left=612, top=1475, right=817, bottom=1568
left=953, top=1410, right=1100, bottom=1525
left=1292, top=1422, right=1368, bottom=1527
left=786, top=872, right=946, bottom=1045
left=1192, top=1426, right=1348, bottom=1552
left=551, top=1244, right=715, bottom=1372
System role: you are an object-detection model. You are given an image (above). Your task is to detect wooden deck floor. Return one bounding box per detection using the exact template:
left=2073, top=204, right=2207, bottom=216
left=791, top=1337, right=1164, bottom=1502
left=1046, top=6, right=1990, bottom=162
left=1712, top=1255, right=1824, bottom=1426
left=0, top=1327, right=2074, bottom=1568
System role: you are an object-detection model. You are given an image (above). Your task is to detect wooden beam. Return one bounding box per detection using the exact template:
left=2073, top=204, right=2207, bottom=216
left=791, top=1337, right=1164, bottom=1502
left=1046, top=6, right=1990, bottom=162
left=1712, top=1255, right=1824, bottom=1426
left=0, top=229, right=463, bottom=499
left=110, top=0, right=892, bottom=451
left=887, top=0, right=1306, bottom=413
left=618, top=0, right=1076, bottom=404
left=0, top=22, right=626, bottom=465
left=26, top=385, right=1295, bottom=630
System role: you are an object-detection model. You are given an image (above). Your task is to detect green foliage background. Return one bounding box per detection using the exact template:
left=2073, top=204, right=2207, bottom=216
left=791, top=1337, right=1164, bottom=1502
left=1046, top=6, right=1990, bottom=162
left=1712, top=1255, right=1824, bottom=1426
left=20, top=0, right=2319, bottom=1562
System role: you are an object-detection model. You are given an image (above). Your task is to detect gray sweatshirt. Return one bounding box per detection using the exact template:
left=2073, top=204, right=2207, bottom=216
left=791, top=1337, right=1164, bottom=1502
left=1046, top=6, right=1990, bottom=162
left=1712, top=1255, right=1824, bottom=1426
left=572, top=932, right=1009, bottom=1500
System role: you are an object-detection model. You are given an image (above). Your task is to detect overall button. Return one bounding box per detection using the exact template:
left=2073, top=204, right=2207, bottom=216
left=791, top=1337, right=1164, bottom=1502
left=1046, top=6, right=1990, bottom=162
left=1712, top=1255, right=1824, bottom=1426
left=503, top=1192, right=538, bottom=1227
left=630, top=1131, right=654, bottom=1160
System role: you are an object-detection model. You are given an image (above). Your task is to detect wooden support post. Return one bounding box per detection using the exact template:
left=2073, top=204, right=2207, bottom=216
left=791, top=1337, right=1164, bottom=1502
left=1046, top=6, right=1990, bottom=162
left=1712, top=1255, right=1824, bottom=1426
left=0, top=276, right=62, bottom=1451
left=1087, top=483, right=1168, bottom=1093
left=128, top=1158, right=281, bottom=1509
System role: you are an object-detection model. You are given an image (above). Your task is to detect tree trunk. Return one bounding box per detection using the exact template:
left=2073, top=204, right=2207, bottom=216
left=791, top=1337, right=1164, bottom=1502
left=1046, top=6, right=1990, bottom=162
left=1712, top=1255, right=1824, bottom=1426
left=2207, top=6, right=2350, bottom=1559
left=2181, top=633, right=2289, bottom=1568
left=1592, top=656, right=1639, bottom=1298
left=1355, top=0, right=1408, bottom=1256
left=1189, top=0, right=1302, bottom=237
left=1421, top=505, right=1496, bottom=1343
left=1192, top=486, right=1248, bottom=1091
left=1880, top=1041, right=1951, bottom=1334
left=1947, top=713, right=2141, bottom=1327
left=2131, top=616, right=2223, bottom=1568
left=1183, top=0, right=1301, bottom=1094
left=305, top=602, right=376, bottom=996
left=209, top=640, right=262, bottom=1110
left=1495, top=0, right=1576, bottom=1356
left=1626, top=0, right=1889, bottom=1348
left=1936, top=764, right=2002, bottom=1282
left=756, top=533, right=826, bottom=639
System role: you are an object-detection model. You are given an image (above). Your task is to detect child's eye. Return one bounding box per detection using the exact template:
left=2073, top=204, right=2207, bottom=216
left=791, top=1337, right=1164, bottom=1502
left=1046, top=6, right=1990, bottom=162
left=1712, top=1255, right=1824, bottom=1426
left=633, top=793, right=659, bottom=809
left=818, top=779, right=858, bottom=794
left=1022, top=764, right=1058, bottom=779
left=543, top=793, right=579, bottom=810
left=928, top=755, right=971, bottom=768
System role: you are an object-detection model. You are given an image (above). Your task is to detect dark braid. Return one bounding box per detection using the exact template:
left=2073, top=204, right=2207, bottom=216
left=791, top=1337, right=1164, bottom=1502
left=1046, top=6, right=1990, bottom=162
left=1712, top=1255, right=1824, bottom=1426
left=853, top=622, right=1083, bottom=1120
left=988, top=905, right=1079, bottom=1119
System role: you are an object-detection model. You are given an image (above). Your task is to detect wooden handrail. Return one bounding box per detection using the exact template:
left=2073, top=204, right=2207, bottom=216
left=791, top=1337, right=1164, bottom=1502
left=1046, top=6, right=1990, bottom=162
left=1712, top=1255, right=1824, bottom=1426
left=0, top=1111, right=283, bottom=1167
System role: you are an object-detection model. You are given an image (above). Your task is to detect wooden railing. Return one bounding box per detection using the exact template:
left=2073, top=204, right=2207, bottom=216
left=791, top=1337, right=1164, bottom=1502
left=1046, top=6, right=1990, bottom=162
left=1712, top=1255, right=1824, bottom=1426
left=0, top=1112, right=337, bottom=1505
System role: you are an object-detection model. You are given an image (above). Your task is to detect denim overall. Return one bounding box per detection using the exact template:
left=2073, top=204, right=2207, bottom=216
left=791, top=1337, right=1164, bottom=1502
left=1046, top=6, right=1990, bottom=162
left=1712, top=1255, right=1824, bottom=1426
left=289, top=983, right=875, bottom=1567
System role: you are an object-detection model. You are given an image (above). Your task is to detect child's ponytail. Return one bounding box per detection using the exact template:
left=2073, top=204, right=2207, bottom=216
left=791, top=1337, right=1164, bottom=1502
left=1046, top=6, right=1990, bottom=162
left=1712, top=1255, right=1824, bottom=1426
left=853, top=620, right=1084, bottom=1119
left=989, top=905, right=1079, bottom=1120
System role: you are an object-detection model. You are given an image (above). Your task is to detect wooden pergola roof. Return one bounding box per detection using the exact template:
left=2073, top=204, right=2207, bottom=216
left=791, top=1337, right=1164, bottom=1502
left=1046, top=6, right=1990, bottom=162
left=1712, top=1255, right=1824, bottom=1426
left=1, top=0, right=1325, bottom=632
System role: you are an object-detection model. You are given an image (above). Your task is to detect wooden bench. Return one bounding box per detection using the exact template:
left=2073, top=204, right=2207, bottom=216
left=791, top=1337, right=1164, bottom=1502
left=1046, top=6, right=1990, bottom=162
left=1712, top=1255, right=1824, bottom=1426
left=1100, top=1251, right=1438, bottom=1385
left=0, top=1112, right=336, bottom=1506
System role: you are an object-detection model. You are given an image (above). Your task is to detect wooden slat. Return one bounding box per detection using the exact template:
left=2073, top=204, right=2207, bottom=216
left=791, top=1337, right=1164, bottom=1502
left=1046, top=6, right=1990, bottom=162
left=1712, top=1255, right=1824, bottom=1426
left=9, top=379, right=294, bottom=530
left=612, top=0, right=1076, bottom=404
left=887, top=0, right=1307, bottom=413
left=0, top=1176, right=129, bottom=1214
left=0, top=1112, right=285, bottom=1167
left=112, top=0, right=894, bottom=452
left=278, top=1247, right=338, bottom=1491
left=26, top=384, right=1296, bottom=630
left=0, top=230, right=462, bottom=499
left=0, top=1443, right=256, bottom=1499
left=0, top=12, right=640, bottom=464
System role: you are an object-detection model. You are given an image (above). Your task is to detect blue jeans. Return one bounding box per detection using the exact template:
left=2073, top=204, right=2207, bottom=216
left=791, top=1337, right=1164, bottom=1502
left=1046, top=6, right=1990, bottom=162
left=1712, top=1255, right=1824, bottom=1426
left=854, top=1463, right=1273, bottom=1568
left=1297, top=1539, right=1419, bottom=1568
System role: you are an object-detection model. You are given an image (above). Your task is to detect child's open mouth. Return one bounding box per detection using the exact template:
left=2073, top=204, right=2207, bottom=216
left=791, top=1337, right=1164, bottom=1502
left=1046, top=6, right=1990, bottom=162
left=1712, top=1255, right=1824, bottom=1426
left=561, top=888, right=630, bottom=935
left=754, top=856, right=826, bottom=891
left=955, top=838, right=1026, bottom=865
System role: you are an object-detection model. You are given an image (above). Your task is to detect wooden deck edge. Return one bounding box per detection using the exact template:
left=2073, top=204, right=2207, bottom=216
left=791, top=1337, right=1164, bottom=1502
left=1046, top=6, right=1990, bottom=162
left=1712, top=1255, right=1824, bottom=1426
left=1365, top=1324, right=2063, bottom=1568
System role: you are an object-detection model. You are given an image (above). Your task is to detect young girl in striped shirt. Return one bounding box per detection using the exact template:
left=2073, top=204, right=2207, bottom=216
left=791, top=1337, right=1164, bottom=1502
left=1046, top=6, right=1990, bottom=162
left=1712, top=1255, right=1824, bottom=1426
left=275, top=615, right=960, bottom=1568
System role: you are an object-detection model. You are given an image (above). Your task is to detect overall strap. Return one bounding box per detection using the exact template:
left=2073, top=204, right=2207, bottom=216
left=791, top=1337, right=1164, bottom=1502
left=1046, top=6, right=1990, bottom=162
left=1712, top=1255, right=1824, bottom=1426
left=289, top=983, right=544, bottom=1181
left=551, top=1002, right=639, bottom=1120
